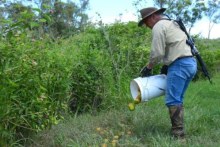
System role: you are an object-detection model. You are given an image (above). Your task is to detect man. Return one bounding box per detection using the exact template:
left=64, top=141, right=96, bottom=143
left=138, top=7, right=197, bottom=139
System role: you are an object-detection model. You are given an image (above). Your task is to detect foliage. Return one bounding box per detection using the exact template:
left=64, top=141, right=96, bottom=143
left=159, top=0, right=206, bottom=32
left=102, top=22, right=151, bottom=77
left=0, top=0, right=219, bottom=146
left=42, top=0, right=89, bottom=38
left=0, top=0, right=89, bottom=39
left=0, top=35, right=75, bottom=145
left=68, top=30, right=107, bottom=114
left=0, top=6, right=220, bottom=145
left=195, top=38, right=220, bottom=79
left=205, top=0, right=220, bottom=39
left=67, top=22, right=152, bottom=114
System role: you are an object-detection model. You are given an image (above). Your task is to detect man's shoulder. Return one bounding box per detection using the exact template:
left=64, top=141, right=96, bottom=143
left=155, top=19, right=179, bottom=30
left=153, top=19, right=171, bottom=31
left=158, top=19, right=172, bottom=26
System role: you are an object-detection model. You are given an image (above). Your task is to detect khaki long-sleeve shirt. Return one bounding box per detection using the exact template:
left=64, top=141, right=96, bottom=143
left=149, top=19, right=192, bottom=66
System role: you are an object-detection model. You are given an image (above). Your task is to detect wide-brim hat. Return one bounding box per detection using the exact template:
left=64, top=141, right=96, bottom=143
left=138, top=7, right=166, bottom=27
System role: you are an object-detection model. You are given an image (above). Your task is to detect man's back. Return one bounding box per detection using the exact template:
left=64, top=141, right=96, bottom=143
left=151, top=19, right=192, bottom=65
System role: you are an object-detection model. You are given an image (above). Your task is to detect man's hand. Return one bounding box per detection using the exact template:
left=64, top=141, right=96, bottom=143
left=140, top=66, right=152, bottom=77
left=160, top=65, right=168, bottom=75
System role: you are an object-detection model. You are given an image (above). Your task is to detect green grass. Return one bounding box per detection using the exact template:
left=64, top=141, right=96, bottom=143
left=28, top=75, right=220, bottom=147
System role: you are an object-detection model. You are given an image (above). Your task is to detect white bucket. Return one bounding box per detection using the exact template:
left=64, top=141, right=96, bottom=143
left=130, top=74, right=167, bottom=102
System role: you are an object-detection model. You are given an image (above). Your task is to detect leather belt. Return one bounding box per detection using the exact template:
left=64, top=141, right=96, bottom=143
left=176, top=56, right=193, bottom=60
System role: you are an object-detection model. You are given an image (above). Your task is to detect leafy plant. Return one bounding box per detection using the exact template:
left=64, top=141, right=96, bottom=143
left=0, top=35, right=74, bottom=144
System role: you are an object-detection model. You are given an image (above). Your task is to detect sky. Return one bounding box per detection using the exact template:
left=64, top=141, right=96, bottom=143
left=87, top=0, right=220, bottom=39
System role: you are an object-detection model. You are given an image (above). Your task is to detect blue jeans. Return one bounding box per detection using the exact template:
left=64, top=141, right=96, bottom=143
left=165, top=57, right=197, bottom=107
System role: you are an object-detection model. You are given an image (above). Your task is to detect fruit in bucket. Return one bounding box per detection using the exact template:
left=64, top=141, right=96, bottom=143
left=134, top=91, right=141, bottom=104
left=128, top=90, right=141, bottom=111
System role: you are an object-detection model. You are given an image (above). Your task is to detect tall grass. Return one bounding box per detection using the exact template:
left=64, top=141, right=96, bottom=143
left=29, top=74, right=220, bottom=147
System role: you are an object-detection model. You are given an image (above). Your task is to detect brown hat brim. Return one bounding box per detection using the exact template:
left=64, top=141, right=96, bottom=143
left=138, top=8, right=166, bottom=27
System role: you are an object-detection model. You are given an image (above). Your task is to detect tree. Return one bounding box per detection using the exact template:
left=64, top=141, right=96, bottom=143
left=134, top=0, right=207, bottom=34
left=36, top=0, right=89, bottom=38
left=0, top=1, right=39, bottom=39
left=205, top=0, right=220, bottom=39
left=154, top=0, right=206, bottom=34
left=0, top=0, right=90, bottom=38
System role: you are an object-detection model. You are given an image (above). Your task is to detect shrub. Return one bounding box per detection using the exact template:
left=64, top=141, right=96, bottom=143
left=194, top=39, right=220, bottom=80
left=0, top=36, right=74, bottom=144
left=69, top=41, right=105, bottom=114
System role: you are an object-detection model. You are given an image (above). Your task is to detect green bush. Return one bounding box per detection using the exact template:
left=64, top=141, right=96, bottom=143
left=0, top=36, right=74, bottom=144
left=68, top=34, right=106, bottom=114
left=195, top=39, right=220, bottom=80
left=67, top=23, right=151, bottom=114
